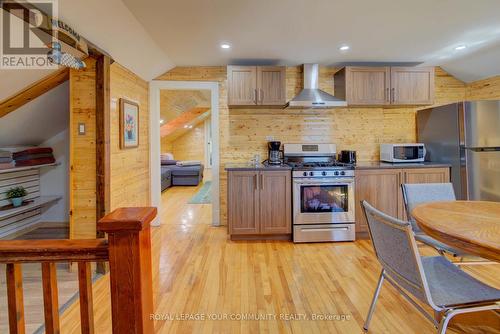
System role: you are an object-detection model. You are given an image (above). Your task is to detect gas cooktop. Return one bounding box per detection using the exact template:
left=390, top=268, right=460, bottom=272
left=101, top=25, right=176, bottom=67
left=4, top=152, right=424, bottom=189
left=285, top=161, right=355, bottom=170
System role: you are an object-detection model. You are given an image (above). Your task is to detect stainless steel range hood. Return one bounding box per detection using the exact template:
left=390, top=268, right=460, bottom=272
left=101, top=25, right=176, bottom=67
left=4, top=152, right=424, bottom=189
left=286, top=64, right=347, bottom=108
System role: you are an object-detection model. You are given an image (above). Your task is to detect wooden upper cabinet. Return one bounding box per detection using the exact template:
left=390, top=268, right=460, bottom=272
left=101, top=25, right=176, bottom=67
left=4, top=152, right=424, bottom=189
left=390, top=67, right=434, bottom=105
left=259, top=171, right=291, bottom=234
left=228, top=66, right=286, bottom=107
left=345, top=67, right=391, bottom=105
left=227, top=171, right=259, bottom=235
left=227, top=66, right=257, bottom=106
left=257, top=66, right=286, bottom=106
left=334, top=66, right=435, bottom=106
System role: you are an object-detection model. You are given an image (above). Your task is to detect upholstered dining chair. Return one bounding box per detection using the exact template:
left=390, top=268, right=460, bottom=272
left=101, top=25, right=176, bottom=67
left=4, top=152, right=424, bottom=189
left=401, top=183, right=489, bottom=265
left=361, top=200, right=500, bottom=334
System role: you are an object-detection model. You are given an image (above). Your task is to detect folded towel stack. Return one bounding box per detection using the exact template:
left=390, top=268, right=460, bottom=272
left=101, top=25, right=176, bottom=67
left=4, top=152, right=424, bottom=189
left=13, top=147, right=55, bottom=167
left=0, top=150, right=14, bottom=169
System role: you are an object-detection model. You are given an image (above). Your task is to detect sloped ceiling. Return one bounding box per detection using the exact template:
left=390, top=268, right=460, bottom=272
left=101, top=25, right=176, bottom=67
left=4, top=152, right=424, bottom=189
left=57, top=0, right=174, bottom=81
left=123, top=0, right=500, bottom=82
left=0, top=82, right=69, bottom=147
left=160, top=90, right=211, bottom=122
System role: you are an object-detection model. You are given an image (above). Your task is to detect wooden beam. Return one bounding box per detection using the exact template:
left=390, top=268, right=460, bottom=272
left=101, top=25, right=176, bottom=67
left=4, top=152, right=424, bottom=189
left=0, top=68, right=69, bottom=118
left=160, top=107, right=210, bottom=137
left=95, top=55, right=111, bottom=274
left=95, top=56, right=111, bottom=223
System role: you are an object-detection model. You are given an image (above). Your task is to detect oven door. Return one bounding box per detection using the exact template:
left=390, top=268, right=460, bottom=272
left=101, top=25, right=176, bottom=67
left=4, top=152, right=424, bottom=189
left=293, top=177, right=355, bottom=225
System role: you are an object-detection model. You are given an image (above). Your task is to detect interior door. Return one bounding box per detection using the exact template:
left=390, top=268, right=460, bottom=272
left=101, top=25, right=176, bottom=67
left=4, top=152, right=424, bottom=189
left=257, top=66, right=286, bottom=105
left=390, top=67, right=434, bottom=105
left=227, top=66, right=257, bottom=106
left=259, top=171, right=291, bottom=234
left=466, top=149, right=500, bottom=201
left=346, top=67, right=391, bottom=105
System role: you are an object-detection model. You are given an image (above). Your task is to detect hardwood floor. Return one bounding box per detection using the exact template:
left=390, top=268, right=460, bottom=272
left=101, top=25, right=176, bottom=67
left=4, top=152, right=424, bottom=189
left=38, top=186, right=500, bottom=333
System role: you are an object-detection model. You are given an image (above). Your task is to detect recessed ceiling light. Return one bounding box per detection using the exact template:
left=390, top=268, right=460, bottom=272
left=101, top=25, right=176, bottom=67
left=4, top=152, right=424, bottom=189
left=159, top=119, right=164, bottom=124
left=454, top=45, right=467, bottom=51
left=339, top=45, right=350, bottom=51
left=184, top=125, right=188, bottom=128
left=220, top=43, right=231, bottom=49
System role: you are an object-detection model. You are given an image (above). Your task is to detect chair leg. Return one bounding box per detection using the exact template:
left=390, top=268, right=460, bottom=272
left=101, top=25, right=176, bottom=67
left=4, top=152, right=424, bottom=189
left=364, top=270, right=385, bottom=332
left=437, top=310, right=455, bottom=334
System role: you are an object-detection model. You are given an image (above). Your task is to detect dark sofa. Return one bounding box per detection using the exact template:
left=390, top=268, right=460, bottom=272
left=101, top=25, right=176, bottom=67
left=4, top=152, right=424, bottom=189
left=161, top=161, right=204, bottom=191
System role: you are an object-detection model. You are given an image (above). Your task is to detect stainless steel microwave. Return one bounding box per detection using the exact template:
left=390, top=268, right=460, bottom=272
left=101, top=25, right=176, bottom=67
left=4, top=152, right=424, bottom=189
left=380, top=143, right=426, bottom=163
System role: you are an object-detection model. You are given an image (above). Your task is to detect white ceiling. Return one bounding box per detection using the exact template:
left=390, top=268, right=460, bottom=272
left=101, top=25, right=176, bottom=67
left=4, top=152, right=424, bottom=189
left=57, top=0, right=174, bottom=81
left=122, top=0, right=500, bottom=82
left=0, top=82, right=69, bottom=147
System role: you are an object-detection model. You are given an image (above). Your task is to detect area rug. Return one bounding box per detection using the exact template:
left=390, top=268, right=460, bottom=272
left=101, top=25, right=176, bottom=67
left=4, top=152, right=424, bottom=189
left=188, top=181, right=212, bottom=204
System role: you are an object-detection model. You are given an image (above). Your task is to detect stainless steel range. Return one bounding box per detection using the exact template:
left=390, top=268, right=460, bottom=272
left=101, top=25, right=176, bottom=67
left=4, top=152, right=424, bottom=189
left=284, top=143, right=355, bottom=243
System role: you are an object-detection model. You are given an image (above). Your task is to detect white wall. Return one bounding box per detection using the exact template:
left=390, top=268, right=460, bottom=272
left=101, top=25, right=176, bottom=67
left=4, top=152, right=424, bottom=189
left=39, top=129, right=70, bottom=223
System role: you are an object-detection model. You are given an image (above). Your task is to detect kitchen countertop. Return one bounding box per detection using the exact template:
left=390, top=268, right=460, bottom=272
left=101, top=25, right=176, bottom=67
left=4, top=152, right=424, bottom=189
left=225, top=163, right=292, bottom=171
left=354, top=161, right=451, bottom=170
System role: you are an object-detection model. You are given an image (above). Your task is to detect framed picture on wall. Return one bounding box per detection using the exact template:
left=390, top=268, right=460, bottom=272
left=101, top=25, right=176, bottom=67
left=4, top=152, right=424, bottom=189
left=119, top=98, right=139, bottom=149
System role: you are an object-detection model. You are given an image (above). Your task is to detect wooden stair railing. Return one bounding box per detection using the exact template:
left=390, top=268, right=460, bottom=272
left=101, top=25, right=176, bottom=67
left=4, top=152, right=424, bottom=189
left=0, top=207, right=157, bottom=334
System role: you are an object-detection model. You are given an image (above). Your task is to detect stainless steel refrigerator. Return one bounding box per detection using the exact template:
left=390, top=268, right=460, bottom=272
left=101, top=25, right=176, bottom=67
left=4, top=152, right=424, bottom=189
left=417, top=101, right=500, bottom=201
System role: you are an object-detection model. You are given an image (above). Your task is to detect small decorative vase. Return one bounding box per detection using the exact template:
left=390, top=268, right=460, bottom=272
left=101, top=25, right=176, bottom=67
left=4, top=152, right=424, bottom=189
left=10, top=197, right=23, bottom=207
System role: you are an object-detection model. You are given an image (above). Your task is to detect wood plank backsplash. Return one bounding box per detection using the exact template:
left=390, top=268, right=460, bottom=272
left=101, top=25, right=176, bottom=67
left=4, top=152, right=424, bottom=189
left=156, top=66, right=466, bottom=224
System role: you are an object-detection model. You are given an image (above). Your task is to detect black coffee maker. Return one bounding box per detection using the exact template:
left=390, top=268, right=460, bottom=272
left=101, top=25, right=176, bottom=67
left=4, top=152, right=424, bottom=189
left=268, top=141, right=283, bottom=165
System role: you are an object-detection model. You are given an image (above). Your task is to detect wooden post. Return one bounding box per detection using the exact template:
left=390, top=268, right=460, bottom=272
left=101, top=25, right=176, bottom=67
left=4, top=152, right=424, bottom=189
left=41, top=262, right=60, bottom=334
left=78, top=262, right=95, bottom=334
left=97, top=207, right=157, bottom=334
left=6, top=263, right=25, bottom=334
left=95, top=54, right=111, bottom=274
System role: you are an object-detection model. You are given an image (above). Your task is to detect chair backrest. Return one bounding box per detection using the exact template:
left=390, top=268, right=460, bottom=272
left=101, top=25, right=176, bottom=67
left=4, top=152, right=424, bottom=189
left=401, top=183, right=456, bottom=232
left=361, top=200, right=432, bottom=304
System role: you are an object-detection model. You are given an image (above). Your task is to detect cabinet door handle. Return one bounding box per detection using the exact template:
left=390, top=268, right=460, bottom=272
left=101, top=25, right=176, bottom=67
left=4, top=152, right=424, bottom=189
left=260, top=174, right=264, bottom=190
left=254, top=174, right=258, bottom=190
left=391, top=88, right=395, bottom=103
left=386, top=88, right=389, bottom=102
left=254, top=89, right=258, bottom=105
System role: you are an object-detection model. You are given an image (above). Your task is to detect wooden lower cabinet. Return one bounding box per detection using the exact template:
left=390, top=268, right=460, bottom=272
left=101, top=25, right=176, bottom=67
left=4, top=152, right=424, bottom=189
left=227, top=170, right=291, bottom=239
left=354, top=167, right=450, bottom=238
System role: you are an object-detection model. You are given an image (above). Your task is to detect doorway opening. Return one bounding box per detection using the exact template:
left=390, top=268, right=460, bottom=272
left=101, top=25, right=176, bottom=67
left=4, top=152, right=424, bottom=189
left=150, top=81, right=220, bottom=226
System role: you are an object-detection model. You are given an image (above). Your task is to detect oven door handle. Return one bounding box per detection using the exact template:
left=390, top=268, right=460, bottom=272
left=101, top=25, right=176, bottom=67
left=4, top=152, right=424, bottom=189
left=299, top=226, right=350, bottom=232
left=293, top=178, right=354, bottom=185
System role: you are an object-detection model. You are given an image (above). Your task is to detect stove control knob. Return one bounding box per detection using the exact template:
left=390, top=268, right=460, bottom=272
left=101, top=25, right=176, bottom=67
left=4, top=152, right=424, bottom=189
left=334, top=171, right=339, bottom=176
left=303, top=171, right=307, bottom=177
left=309, top=171, right=314, bottom=176
left=340, top=171, right=345, bottom=176
left=322, top=171, right=327, bottom=176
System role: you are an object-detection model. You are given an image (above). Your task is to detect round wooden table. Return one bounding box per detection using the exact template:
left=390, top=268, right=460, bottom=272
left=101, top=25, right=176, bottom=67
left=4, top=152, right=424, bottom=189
left=412, top=201, right=500, bottom=262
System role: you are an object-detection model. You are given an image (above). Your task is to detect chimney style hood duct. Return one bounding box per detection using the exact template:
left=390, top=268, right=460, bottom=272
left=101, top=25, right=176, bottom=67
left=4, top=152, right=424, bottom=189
left=286, top=64, right=347, bottom=108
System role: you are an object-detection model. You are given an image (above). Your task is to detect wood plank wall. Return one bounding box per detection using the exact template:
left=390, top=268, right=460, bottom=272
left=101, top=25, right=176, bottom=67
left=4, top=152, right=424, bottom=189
left=109, top=63, right=150, bottom=210
left=163, top=121, right=206, bottom=162
left=156, top=66, right=466, bottom=224
left=69, top=58, right=97, bottom=239
left=466, top=75, right=500, bottom=100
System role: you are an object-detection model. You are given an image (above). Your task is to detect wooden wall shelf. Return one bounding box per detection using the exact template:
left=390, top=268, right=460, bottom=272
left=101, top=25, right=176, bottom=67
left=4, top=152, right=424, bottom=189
left=0, top=196, right=61, bottom=220
left=0, top=162, right=61, bottom=175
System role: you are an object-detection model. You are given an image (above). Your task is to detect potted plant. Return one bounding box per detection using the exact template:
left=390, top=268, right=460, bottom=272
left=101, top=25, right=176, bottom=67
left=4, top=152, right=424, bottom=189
left=6, top=186, right=27, bottom=207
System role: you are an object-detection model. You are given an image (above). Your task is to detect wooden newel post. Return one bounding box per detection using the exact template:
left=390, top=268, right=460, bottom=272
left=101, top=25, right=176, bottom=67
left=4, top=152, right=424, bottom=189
left=97, top=207, right=157, bottom=334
